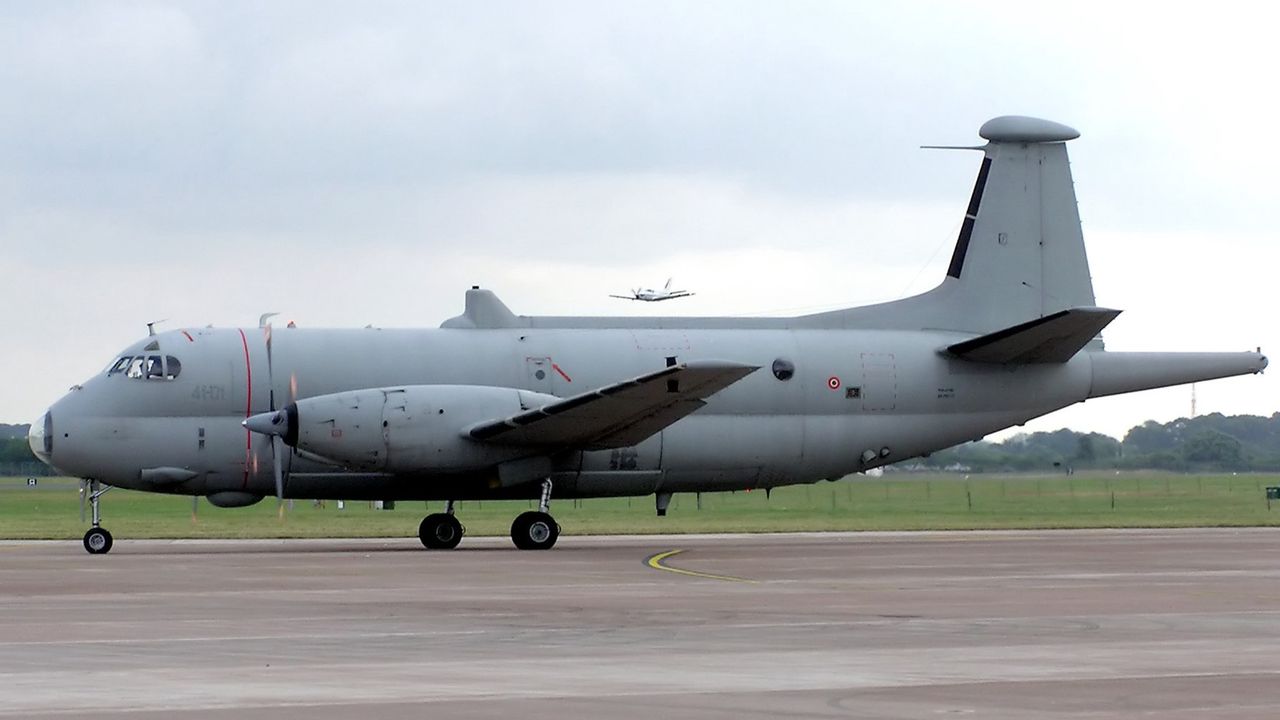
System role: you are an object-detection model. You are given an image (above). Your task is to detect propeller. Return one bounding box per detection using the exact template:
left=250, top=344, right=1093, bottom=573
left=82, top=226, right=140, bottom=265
left=244, top=318, right=303, bottom=512
left=262, top=321, right=285, bottom=504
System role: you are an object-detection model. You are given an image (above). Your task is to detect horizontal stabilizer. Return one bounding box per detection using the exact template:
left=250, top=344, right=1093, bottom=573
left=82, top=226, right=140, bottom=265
left=469, top=361, right=757, bottom=450
left=946, top=307, right=1121, bottom=364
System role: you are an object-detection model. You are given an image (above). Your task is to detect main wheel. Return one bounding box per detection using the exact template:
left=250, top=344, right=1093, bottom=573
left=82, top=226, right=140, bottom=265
left=83, top=527, right=113, bottom=555
left=510, top=511, right=559, bottom=550
left=418, top=513, right=464, bottom=550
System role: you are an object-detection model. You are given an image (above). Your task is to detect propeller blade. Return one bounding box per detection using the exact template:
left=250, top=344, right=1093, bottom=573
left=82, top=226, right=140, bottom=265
left=272, top=435, right=285, bottom=501
left=259, top=318, right=289, bottom=505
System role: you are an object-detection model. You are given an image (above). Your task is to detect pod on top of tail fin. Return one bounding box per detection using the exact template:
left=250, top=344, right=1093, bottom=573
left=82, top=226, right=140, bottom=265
left=979, top=116, right=1079, bottom=143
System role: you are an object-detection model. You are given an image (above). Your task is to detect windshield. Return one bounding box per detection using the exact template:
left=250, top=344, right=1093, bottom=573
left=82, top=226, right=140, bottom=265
left=106, top=355, right=182, bottom=380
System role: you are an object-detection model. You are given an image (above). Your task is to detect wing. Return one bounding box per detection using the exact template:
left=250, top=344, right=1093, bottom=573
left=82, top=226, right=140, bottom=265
left=468, top=360, right=758, bottom=450
left=609, top=294, right=641, bottom=300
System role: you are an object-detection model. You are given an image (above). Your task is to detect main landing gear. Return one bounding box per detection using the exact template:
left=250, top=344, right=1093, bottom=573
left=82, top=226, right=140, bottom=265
left=417, top=480, right=561, bottom=551
left=82, top=479, right=114, bottom=555
left=511, top=479, right=559, bottom=551
left=418, top=500, right=464, bottom=549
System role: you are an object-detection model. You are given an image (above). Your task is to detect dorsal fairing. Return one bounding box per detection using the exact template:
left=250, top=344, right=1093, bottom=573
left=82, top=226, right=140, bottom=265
left=441, top=287, right=522, bottom=329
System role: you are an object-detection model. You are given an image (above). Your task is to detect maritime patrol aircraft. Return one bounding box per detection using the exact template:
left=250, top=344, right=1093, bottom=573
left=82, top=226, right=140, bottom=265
left=28, top=116, right=1267, bottom=554
left=610, top=278, right=695, bottom=302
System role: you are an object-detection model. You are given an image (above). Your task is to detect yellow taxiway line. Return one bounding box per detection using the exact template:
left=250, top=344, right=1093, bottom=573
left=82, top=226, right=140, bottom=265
left=644, top=549, right=757, bottom=583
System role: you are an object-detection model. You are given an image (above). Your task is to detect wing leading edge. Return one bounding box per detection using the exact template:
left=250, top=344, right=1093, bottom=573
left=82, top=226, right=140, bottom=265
left=469, top=361, right=758, bottom=450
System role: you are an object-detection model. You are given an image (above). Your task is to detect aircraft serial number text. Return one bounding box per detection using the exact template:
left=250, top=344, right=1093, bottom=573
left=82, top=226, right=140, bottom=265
left=191, top=384, right=227, bottom=401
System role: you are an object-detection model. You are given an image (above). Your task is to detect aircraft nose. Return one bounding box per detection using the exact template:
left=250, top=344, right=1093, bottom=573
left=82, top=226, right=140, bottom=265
left=28, top=411, right=53, bottom=466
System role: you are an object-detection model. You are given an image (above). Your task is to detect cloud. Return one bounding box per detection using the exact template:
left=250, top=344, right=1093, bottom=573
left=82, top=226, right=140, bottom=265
left=1, top=0, right=1275, bottom=429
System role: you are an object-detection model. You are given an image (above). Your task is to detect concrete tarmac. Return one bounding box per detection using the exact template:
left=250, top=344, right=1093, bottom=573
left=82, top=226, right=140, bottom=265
left=2, top=528, right=1280, bottom=718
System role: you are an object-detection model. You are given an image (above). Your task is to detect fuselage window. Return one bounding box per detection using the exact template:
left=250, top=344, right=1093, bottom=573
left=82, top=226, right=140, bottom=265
left=107, top=357, right=133, bottom=376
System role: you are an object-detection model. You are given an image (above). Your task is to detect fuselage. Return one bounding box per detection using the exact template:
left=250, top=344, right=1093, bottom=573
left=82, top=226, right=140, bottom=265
left=35, top=323, right=1093, bottom=503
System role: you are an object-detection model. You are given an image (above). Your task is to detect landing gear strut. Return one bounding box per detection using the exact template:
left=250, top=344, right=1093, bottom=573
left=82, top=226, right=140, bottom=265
left=511, top=479, right=559, bottom=550
left=82, top=479, right=114, bottom=555
left=418, top=500, right=464, bottom=550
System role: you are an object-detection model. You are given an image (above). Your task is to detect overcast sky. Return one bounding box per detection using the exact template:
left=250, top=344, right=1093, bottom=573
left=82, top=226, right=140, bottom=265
left=2, top=1, right=1276, bottom=439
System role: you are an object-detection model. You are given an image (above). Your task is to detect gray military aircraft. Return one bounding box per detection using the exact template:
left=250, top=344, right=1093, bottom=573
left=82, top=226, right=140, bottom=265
left=28, top=116, right=1267, bottom=554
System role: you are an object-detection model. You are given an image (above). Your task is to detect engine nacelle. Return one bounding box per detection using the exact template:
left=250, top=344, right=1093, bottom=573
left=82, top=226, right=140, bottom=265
left=275, top=385, right=554, bottom=473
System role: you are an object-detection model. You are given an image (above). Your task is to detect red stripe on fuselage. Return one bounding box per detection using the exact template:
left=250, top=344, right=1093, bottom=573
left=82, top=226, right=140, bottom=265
left=551, top=362, right=572, bottom=383
left=237, top=328, right=253, bottom=489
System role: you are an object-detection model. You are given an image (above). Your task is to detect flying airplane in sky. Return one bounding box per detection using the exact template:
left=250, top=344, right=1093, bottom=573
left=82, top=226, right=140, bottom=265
left=610, top=278, right=694, bottom=302
left=29, top=116, right=1267, bottom=554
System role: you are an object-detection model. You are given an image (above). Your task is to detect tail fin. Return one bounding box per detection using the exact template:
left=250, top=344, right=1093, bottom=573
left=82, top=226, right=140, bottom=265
left=812, top=116, right=1100, bottom=339
left=944, top=116, right=1096, bottom=327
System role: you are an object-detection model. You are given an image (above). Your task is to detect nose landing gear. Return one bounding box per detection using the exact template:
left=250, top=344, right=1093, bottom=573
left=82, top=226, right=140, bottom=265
left=81, top=480, right=114, bottom=555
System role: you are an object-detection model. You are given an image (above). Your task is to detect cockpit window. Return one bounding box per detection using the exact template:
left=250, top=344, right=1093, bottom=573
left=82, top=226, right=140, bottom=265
left=126, top=357, right=145, bottom=379
left=107, top=357, right=132, bottom=376
left=108, top=354, right=182, bottom=380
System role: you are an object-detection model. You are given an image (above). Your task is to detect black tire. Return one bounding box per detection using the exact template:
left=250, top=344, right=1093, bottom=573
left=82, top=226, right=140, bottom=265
left=83, top=527, right=113, bottom=555
left=418, top=513, right=464, bottom=550
left=510, top=511, right=559, bottom=550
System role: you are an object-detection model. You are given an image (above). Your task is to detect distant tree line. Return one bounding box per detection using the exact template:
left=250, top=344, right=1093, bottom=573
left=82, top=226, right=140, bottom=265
left=914, top=413, right=1280, bottom=473
left=0, top=425, right=51, bottom=476
left=0, top=424, right=29, bottom=441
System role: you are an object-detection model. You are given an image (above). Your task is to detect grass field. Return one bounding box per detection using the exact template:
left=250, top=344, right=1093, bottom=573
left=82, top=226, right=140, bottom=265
left=3, top=472, right=1280, bottom=540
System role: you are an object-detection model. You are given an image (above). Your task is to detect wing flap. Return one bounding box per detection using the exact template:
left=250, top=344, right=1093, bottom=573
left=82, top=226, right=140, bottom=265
left=946, top=307, right=1121, bottom=364
left=469, top=361, right=757, bottom=449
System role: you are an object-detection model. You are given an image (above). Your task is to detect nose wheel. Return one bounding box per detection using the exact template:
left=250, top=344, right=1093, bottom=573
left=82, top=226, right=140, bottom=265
left=83, top=527, right=113, bottom=554
left=81, top=480, right=114, bottom=555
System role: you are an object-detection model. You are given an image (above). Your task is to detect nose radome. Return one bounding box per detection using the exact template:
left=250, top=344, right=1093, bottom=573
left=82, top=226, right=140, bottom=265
left=28, top=412, right=52, bottom=466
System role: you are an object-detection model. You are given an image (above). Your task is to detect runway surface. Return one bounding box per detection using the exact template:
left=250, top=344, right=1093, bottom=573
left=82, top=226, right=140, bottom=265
left=3, top=528, right=1280, bottom=718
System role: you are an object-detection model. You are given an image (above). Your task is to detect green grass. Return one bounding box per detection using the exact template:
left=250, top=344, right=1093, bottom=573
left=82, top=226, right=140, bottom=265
left=2, top=472, right=1280, bottom=540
